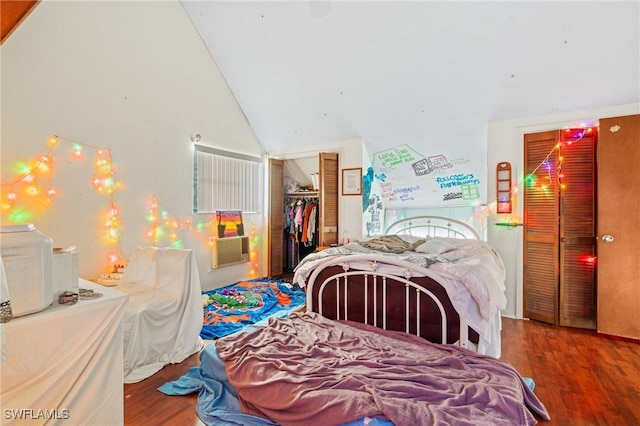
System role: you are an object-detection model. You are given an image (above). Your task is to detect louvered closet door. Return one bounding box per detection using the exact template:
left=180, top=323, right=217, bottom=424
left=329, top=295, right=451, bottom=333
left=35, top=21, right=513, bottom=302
left=524, top=131, right=560, bottom=324
left=558, top=129, right=597, bottom=329
left=319, top=152, right=339, bottom=247
left=268, top=158, right=284, bottom=277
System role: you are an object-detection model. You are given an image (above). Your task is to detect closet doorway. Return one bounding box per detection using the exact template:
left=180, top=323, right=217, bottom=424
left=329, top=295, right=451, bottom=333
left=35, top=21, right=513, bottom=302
left=267, top=153, right=338, bottom=277
left=523, top=127, right=597, bottom=329
left=523, top=113, right=640, bottom=340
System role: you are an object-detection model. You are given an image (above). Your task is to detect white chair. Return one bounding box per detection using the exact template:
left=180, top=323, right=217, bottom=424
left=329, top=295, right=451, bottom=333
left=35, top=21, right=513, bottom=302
left=114, top=246, right=203, bottom=383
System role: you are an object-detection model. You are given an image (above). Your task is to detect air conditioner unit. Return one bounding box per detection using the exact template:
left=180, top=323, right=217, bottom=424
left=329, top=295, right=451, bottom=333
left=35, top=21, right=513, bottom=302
left=211, top=236, right=250, bottom=269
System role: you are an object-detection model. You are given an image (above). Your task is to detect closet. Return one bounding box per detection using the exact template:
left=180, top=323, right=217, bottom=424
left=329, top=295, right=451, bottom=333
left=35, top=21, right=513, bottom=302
left=283, top=194, right=319, bottom=271
left=523, top=128, right=597, bottom=329
left=268, top=153, right=338, bottom=277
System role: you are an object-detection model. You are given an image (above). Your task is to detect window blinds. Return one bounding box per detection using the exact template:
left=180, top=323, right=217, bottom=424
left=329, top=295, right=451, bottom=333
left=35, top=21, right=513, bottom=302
left=194, top=145, right=263, bottom=213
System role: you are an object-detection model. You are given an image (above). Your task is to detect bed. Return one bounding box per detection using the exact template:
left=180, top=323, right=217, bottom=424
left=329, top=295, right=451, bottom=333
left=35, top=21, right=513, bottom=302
left=293, top=215, right=507, bottom=358
left=159, top=216, right=549, bottom=425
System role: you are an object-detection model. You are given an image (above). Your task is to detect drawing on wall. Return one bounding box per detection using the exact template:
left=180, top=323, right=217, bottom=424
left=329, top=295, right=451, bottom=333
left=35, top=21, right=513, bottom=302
left=362, top=167, right=375, bottom=210
left=367, top=144, right=484, bottom=208
left=411, top=154, right=452, bottom=176
left=364, top=193, right=384, bottom=237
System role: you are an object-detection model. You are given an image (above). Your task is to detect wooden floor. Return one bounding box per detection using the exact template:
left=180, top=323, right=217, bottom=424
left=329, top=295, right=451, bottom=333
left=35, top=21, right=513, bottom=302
left=124, top=319, right=640, bottom=426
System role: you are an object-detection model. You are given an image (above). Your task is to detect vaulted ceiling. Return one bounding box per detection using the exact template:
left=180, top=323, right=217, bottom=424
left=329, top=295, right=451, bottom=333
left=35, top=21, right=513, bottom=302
left=4, top=1, right=638, bottom=156
left=181, top=1, right=640, bottom=154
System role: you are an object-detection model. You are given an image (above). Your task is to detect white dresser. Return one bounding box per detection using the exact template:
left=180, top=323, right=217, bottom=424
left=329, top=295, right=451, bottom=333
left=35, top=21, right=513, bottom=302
left=0, top=280, right=128, bottom=425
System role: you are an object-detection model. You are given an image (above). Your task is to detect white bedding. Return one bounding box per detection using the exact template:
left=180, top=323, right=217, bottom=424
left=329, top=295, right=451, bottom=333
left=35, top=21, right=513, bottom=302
left=293, top=236, right=507, bottom=358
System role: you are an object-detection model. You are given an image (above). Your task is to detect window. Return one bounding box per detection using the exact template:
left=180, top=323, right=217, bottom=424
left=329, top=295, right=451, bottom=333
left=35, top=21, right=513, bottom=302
left=193, top=144, right=263, bottom=214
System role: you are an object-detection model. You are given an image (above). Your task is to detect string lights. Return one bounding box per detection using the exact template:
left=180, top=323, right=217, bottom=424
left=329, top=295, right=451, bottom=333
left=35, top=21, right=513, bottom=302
left=488, top=124, right=597, bottom=222
left=2, top=137, right=59, bottom=222
left=7, top=126, right=595, bottom=272
left=3, top=138, right=261, bottom=273
left=145, top=195, right=201, bottom=248
left=143, top=196, right=261, bottom=274
left=1, top=135, right=125, bottom=267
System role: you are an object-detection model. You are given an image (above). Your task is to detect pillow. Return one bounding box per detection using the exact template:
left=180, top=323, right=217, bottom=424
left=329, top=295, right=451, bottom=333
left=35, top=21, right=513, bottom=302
left=395, top=234, right=425, bottom=244
left=415, top=238, right=456, bottom=254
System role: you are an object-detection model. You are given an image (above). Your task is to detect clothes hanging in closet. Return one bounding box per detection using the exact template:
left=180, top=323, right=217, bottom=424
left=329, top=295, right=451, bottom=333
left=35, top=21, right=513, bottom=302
left=283, top=196, right=318, bottom=271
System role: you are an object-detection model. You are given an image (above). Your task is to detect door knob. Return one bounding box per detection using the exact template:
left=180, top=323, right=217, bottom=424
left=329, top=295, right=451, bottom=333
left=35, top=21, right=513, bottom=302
left=601, top=235, right=614, bottom=243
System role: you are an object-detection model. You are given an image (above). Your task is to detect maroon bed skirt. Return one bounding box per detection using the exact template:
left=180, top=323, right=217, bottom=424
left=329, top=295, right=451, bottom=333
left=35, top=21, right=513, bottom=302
left=307, top=265, right=480, bottom=345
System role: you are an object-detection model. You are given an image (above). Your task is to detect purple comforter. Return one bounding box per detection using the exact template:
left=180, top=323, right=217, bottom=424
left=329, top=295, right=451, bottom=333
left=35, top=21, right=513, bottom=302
left=216, top=312, right=549, bottom=426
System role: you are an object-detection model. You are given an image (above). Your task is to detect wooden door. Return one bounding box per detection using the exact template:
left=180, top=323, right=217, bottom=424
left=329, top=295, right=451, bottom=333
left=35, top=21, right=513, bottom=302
left=523, top=128, right=597, bottom=328
left=558, top=128, right=597, bottom=329
left=318, top=152, right=339, bottom=247
left=268, top=158, right=284, bottom=277
left=523, top=131, right=560, bottom=324
left=597, top=114, right=640, bottom=339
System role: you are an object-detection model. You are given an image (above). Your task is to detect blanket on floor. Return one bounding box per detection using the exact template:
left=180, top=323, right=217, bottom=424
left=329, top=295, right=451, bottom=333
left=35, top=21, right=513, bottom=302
left=215, top=312, right=549, bottom=426
left=200, top=278, right=305, bottom=339
left=161, top=312, right=549, bottom=426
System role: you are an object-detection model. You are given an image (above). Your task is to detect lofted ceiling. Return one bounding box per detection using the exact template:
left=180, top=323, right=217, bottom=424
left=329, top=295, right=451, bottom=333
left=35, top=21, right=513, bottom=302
left=181, top=1, right=640, bottom=154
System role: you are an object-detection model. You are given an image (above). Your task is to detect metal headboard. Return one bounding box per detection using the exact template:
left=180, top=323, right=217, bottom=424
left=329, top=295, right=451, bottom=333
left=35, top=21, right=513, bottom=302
left=384, top=215, right=479, bottom=240
left=305, top=254, right=470, bottom=348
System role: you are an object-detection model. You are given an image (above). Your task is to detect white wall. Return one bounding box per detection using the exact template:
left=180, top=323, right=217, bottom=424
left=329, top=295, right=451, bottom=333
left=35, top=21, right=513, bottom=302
left=487, top=103, right=640, bottom=318
left=0, top=0, right=263, bottom=290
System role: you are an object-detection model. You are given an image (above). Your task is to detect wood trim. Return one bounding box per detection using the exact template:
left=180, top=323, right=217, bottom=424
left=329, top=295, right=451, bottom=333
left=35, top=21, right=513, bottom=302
left=318, top=152, right=338, bottom=247
left=268, top=158, right=284, bottom=277
left=1, top=0, right=39, bottom=45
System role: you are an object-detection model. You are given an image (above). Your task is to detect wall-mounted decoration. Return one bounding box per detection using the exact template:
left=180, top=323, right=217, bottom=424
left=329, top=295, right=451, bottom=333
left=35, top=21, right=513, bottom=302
left=342, top=168, right=362, bottom=196
left=368, top=144, right=484, bottom=209
left=496, top=162, right=512, bottom=213
left=215, top=210, right=244, bottom=238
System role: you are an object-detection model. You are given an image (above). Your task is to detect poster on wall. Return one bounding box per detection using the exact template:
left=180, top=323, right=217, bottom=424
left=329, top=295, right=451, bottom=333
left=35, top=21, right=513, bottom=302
left=364, top=144, right=485, bottom=210
left=215, top=210, right=244, bottom=238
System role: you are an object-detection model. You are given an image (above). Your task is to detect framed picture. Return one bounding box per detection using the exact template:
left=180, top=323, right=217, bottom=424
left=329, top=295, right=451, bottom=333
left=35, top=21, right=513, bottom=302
left=342, top=167, right=362, bottom=196
left=215, top=210, right=244, bottom=238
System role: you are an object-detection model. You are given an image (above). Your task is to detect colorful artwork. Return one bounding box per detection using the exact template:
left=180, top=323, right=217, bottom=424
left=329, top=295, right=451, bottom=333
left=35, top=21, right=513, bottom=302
left=215, top=210, right=244, bottom=238
left=368, top=144, right=485, bottom=208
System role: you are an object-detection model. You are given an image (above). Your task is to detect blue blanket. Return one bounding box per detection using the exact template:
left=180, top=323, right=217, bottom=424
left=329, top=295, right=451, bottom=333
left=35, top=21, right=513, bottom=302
left=200, top=278, right=305, bottom=339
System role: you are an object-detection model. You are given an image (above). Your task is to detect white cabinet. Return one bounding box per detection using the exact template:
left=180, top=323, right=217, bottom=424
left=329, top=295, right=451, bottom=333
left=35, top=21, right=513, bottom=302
left=0, top=280, right=128, bottom=425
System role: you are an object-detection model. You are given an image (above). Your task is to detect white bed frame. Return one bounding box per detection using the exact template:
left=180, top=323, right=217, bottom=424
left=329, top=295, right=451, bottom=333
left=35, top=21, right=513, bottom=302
left=384, top=215, right=480, bottom=239
left=305, top=215, right=481, bottom=351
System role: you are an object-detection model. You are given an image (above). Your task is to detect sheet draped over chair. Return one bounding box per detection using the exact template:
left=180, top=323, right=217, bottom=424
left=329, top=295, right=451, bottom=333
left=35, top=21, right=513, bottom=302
left=114, top=246, right=203, bottom=383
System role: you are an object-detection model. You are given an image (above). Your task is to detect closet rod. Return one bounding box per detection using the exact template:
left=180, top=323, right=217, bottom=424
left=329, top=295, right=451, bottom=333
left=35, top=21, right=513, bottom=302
left=285, top=192, right=319, bottom=198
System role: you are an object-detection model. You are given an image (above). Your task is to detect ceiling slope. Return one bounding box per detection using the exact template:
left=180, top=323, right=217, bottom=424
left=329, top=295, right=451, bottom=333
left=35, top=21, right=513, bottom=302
left=181, top=1, right=640, bottom=153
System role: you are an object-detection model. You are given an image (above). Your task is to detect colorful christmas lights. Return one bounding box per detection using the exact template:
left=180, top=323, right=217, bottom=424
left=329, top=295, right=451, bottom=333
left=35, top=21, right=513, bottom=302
left=143, top=195, right=261, bottom=273
left=1, top=135, right=124, bottom=268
